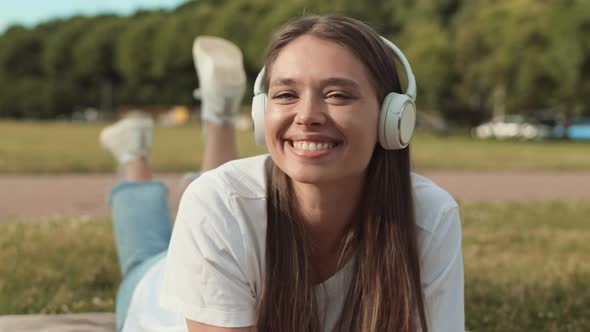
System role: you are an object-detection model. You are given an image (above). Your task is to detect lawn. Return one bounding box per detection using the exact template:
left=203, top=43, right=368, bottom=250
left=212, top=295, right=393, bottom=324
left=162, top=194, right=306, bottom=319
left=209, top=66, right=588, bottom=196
left=0, top=202, right=588, bottom=331
left=1, top=120, right=589, bottom=174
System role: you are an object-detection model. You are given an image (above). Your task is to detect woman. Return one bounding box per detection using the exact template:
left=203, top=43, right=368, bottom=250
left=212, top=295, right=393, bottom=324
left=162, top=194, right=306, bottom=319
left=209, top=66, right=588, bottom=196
left=106, top=14, right=464, bottom=332
left=163, top=14, right=463, bottom=332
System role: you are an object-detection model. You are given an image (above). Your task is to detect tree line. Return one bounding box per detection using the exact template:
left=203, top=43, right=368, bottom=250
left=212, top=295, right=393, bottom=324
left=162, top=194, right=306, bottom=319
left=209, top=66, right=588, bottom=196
left=0, top=0, right=589, bottom=124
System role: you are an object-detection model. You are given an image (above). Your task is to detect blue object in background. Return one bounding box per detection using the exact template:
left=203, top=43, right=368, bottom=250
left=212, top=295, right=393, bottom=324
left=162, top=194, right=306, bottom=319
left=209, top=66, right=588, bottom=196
left=567, top=117, right=590, bottom=141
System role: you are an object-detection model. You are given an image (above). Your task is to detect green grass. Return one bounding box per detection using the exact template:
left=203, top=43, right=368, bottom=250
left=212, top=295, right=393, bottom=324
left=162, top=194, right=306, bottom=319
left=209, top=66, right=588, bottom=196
left=1, top=120, right=589, bottom=174
left=1, top=202, right=589, bottom=331
left=461, top=202, right=590, bottom=331
left=411, top=133, right=590, bottom=172
left=0, top=120, right=267, bottom=174
left=0, top=217, right=119, bottom=314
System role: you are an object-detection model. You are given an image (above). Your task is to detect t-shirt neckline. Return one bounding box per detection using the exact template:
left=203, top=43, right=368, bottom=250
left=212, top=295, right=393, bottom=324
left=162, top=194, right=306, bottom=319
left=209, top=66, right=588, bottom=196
left=316, top=255, right=356, bottom=289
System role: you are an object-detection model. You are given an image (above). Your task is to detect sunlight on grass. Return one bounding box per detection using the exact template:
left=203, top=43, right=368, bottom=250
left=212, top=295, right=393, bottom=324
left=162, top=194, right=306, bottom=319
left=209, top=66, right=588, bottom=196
left=0, top=217, right=118, bottom=314
left=1, top=120, right=589, bottom=174
left=461, top=202, right=590, bottom=331
left=0, top=202, right=588, bottom=331
left=412, top=133, right=590, bottom=172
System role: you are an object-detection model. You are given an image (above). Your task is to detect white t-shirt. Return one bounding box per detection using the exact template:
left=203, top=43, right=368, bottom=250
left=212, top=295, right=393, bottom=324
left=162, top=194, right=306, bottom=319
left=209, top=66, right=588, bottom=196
left=124, top=154, right=464, bottom=332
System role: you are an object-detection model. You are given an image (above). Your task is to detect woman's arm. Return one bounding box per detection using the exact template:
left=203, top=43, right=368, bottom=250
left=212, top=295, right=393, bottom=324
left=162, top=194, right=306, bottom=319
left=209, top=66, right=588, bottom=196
left=186, top=319, right=256, bottom=332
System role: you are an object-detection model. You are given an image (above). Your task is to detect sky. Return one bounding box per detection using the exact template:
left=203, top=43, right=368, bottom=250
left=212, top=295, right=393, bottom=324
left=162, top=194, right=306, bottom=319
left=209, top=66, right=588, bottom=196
left=0, top=0, right=188, bottom=33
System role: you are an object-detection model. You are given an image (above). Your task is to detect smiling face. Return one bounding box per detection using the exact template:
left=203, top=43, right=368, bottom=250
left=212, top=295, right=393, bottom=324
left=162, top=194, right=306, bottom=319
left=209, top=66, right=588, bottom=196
left=264, top=34, right=380, bottom=186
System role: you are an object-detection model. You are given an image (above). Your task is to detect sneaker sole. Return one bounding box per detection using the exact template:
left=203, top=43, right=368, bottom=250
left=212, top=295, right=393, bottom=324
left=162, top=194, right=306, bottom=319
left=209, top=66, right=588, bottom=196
left=193, top=36, right=246, bottom=89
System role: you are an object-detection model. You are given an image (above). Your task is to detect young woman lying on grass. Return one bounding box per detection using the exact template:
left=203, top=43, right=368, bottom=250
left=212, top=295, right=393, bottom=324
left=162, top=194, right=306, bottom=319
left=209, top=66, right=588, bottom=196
left=101, top=14, right=464, bottom=332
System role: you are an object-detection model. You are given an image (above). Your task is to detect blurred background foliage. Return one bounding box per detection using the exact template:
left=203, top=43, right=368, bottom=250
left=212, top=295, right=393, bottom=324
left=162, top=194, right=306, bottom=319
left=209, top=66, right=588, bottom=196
left=0, top=0, right=589, bottom=124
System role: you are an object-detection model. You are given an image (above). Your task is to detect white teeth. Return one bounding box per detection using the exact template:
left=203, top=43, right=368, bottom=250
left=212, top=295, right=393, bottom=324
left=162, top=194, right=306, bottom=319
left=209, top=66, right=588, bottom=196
left=292, top=141, right=335, bottom=151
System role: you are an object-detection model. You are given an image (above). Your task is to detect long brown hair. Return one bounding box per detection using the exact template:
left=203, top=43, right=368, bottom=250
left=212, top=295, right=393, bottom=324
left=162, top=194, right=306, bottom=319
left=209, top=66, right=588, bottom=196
left=257, top=15, right=427, bottom=332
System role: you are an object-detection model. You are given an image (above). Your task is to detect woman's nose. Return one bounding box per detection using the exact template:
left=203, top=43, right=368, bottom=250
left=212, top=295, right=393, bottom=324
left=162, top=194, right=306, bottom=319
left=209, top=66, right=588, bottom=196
left=295, top=94, right=326, bottom=127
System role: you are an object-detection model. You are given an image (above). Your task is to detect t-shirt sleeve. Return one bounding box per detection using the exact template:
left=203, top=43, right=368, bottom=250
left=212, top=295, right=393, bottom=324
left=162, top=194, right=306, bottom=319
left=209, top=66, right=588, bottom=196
left=159, top=173, right=257, bottom=328
left=420, top=205, right=465, bottom=332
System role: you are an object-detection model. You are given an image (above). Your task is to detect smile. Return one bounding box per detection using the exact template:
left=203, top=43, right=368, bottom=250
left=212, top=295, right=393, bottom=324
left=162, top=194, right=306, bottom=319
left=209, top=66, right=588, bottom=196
left=291, top=141, right=336, bottom=152
left=285, top=139, right=340, bottom=159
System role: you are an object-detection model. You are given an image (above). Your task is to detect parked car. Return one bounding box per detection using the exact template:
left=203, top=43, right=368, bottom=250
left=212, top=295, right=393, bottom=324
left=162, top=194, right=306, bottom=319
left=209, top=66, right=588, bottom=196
left=567, top=116, right=590, bottom=141
left=471, top=115, right=553, bottom=140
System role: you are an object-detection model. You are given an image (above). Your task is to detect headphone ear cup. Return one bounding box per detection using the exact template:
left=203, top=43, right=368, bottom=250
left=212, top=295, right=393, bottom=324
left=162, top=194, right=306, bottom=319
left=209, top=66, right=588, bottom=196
left=379, top=92, right=416, bottom=150
left=251, top=93, right=267, bottom=146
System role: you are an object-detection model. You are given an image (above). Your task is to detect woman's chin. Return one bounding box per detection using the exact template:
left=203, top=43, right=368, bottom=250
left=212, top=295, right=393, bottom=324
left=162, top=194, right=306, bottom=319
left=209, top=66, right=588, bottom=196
left=283, top=167, right=337, bottom=186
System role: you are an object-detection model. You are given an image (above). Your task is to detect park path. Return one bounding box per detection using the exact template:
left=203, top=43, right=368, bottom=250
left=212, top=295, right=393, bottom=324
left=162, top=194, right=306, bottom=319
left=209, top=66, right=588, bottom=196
left=1, top=171, right=590, bottom=222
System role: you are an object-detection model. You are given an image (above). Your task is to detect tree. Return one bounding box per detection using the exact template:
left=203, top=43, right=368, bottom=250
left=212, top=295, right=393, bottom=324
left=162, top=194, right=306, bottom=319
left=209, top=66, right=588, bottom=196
left=114, top=12, right=167, bottom=105
left=398, top=21, right=455, bottom=113
left=1, top=0, right=587, bottom=120
left=0, top=26, right=43, bottom=77
left=42, top=16, right=95, bottom=116
left=71, top=16, right=126, bottom=112
left=454, top=0, right=573, bottom=118
left=0, top=26, right=48, bottom=117
left=150, top=11, right=207, bottom=105
left=115, top=13, right=166, bottom=84
left=552, top=0, right=590, bottom=115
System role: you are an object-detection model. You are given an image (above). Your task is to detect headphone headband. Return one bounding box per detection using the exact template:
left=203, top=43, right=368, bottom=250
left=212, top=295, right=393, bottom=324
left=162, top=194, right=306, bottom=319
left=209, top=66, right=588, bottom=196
left=253, top=66, right=266, bottom=96
left=253, top=35, right=416, bottom=101
left=378, top=36, right=416, bottom=101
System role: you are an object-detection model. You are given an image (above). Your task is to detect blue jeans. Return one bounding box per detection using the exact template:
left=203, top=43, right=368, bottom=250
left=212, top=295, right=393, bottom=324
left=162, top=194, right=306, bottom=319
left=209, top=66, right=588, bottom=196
left=109, top=181, right=172, bottom=331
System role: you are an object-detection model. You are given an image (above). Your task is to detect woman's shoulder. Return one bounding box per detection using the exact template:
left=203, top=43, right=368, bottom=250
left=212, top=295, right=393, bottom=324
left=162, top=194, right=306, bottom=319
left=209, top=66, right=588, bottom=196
left=411, top=172, right=459, bottom=234
left=186, top=154, right=269, bottom=200
left=179, top=155, right=269, bottom=261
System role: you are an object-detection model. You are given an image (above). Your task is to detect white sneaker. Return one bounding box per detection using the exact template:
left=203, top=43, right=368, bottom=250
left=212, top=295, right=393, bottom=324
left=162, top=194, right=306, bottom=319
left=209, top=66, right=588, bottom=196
left=99, top=113, right=154, bottom=164
left=193, top=36, right=246, bottom=126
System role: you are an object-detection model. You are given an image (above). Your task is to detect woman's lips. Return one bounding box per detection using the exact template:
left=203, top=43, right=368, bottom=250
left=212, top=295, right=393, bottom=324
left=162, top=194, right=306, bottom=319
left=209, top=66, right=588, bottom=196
left=285, top=139, right=339, bottom=159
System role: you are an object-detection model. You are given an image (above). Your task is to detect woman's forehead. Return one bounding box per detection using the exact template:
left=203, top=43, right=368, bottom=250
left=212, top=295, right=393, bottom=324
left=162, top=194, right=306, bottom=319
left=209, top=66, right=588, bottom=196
left=268, top=35, right=373, bottom=88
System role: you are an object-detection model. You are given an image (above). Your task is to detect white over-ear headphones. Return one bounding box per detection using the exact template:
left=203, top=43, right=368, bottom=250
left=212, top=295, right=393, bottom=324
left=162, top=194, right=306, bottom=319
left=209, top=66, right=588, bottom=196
left=251, top=36, right=417, bottom=150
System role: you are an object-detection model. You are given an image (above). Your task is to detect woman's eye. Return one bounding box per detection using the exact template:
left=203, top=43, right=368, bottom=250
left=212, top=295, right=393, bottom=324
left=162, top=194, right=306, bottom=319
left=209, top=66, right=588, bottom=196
left=272, top=92, right=296, bottom=100
left=326, top=92, right=352, bottom=100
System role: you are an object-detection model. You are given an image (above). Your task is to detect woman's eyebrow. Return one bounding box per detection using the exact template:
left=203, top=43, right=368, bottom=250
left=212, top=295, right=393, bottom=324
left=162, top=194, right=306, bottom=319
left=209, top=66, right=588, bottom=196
left=320, top=77, right=360, bottom=89
left=270, top=77, right=360, bottom=89
left=269, top=78, right=296, bottom=88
